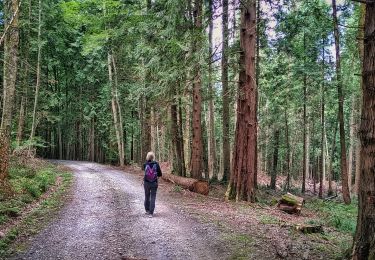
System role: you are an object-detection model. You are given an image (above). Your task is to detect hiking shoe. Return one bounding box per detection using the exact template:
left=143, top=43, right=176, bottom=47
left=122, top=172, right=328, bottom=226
left=145, top=211, right=150, bottom=215
left=148, top=214, right=153, bottom=218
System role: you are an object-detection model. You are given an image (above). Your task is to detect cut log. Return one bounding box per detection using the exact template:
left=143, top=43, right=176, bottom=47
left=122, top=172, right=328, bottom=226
left=277, top=192, right=304, bottom=214
left=295, top=224, right=323, bottom=234
left=162, top=173, right=209, bottom=195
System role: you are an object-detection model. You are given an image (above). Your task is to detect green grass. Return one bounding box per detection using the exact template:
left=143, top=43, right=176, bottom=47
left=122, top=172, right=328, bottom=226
left=0, top=159, right=73, bottom=257
left=305, top=198, right=358, bottom=234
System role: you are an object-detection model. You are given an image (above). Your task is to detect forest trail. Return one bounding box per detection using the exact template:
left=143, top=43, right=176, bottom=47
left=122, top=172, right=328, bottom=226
left=13, top=161, right=227, bottom=260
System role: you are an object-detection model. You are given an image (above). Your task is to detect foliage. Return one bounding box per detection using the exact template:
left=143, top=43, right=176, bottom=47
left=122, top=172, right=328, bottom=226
left=305, top=198, right=358, bottom=234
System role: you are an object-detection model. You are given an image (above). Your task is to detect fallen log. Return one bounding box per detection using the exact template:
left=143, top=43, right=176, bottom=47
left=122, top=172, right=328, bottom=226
left=277, top=192, right=304, bottom=215
left=162, top=173, right=209, bottom=195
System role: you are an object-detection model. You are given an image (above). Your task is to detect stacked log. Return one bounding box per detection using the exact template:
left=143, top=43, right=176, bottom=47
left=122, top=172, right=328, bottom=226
left=277, top=192, right=304, bottom=214
left=162, top=173, right=209, bottom=195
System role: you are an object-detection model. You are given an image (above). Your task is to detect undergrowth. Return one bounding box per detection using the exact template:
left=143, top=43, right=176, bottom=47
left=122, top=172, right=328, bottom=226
left=0, top=158, right=73, bottom=257
left=305, top=198, right=358, bottom=234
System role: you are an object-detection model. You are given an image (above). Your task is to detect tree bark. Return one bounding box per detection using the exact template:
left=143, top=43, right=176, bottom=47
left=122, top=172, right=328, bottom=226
left=320, top=41, right=326, bottom=199
left=171, top=86, right=186, bottom=177
left=190, top=0, right=204, bottom=180
left=270, top=129, right=280, bottom=190
left=112, top=54, right=125, bottom=165
left=29, top=0, right=42, bottom=152
left=352, top=2, right=375, bottom=258
left=108, top=51, right=124, bottom=166
left=354, top=3, right=366, bottom=196
left=222, top=0, right=230, bottom=183
left=332, top=0, right=351, bottom=204
left=226, top=0, right=257, bottom=202
left=0, top=0, right=20, bottom=187
left=302, top=34, right=308, bottom=194
left=207, top=0, right=217, bottom=181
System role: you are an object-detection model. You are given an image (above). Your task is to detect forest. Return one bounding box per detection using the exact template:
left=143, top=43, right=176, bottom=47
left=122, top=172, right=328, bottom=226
left=0, top=0, right=374, bottom=259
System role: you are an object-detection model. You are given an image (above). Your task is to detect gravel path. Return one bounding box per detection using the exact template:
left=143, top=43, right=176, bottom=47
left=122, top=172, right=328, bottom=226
left=13, top=161, right=227, bottom=260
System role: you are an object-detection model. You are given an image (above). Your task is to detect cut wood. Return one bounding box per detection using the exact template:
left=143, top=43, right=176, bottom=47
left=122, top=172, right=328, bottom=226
left=162, top=173, right=209, bottom=195
left=277, top=192, right=304, bottom=214
left=295, top=224, right=323, bottom=234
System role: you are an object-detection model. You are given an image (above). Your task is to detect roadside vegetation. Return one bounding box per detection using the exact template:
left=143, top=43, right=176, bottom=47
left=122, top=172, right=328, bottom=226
left=0, top=156, right=73, bottom=257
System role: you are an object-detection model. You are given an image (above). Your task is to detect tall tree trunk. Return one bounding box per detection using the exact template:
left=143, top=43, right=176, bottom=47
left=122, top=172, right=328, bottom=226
left=226, top=0, right=257, bottom=202
left=354, top=3, right=366, bottom=196
left=319, top=41, right=326, bottom=199
left=348, top=97, right=356, bottom=191
left=0, top=0, right=20, bottom=186
left=302, top=33, right=308, bottom=194
left=352, top=3, right=375, bottom=258
left=190, top=0, right=204, bottom=180
left=207, top=0, right=217, bottom=181
left=285, top=109, right=290, bottom=191
left=16, top=0, right=31, bottom=147
left=184, top=95, right=192, bottom=174
left=222, top=0, right=230, bottom=183
left=270, top=129, right=280, bottom=190
left=29, top=0, right=42, bottom=152
left=328, top=121, right=338, bottom=196
left=332, top=0, right=351, bottom=204
left=112, top=54, right=125, bottom=165
left=108, top=51, right=124, bottom=166
left=171, top=86, right=186, bottom=177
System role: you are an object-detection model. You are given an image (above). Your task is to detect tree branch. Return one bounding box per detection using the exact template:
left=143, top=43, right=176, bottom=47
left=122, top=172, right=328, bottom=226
left=351, top=0, right=374, bottom=4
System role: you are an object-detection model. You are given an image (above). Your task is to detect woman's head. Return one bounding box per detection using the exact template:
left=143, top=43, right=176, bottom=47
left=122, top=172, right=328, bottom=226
left=146, top=151, right=155, bottom=161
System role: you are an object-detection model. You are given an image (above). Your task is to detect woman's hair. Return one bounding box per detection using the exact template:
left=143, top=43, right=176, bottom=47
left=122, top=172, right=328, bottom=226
left=146, top=151, right=155, bottom=161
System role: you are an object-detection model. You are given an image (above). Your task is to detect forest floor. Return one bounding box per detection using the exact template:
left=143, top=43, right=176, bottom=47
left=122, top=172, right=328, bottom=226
left=9, top=161, right=354, bottom=260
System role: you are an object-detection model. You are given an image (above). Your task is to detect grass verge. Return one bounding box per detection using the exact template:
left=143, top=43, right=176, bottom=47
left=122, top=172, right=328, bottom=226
left=0, top=158, right=73, bottom=258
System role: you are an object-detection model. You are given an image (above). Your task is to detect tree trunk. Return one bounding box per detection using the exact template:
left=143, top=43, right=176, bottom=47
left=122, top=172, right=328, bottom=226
left=29, top=0, right=42, bottom=152
left=354, top=3, right=366, bottom=196
left=0, top=0, right=20, bottom=187
left=207, top=0, right=217, bottom=181
left=270, top=129, right=280, bottom=190
left=348, top=97, right=356, bottom=191
left=171, top=87, right=186, bottom=177
left=285, top=109, right=290, bottom=191
left=332, top=0, right=351, bottom=204
left=108, top=51, right=124, bottom=166
left=162, top=173, right=209, bottom=195
left=112, top=54, right=125, bottom=165
left=190, top=0, right=204, bottom=180
left=302, top=34, right=308, bottom=194
left=222, top=0, right=230, bottom=183
left=352, top=3, right=375, bottom=258
left=319, top=41, right=326, bottom=199
left=328, top=121, right=338, bottom=196
left=226, top=0, right=257, bottom=202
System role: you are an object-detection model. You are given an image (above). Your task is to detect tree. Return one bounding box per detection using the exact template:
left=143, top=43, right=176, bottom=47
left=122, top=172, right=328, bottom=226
left=0, top=0, right=20, bottom=187
left=222, top=0, right=230, bottom=183
left=29, top=0, right=42, bottom=152
left=190, top=0, right=204, bottom=180
left=332, top=0, right=351, bottom=204
left=352, top=1, right=375, bottom=258
left=226, top=0, right=257, bottom=202
left=207, top=0, right=217, bottom=181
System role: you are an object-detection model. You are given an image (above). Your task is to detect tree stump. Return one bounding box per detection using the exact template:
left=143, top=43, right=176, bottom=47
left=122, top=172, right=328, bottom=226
left=277, top=192, right=304, bottom=214
left=295, top=224, right=323, bottom=234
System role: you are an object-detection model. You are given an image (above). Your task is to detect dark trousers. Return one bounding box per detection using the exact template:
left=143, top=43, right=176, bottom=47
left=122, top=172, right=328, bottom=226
left=144, top=181, right=158, bottom=214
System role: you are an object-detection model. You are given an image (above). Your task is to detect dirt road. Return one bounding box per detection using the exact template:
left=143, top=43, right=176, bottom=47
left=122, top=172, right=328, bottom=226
left=14, top=161, right=228, bottom=260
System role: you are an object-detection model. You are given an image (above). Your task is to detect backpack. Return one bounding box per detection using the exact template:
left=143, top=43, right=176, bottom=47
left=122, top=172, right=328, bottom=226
left=145, top=163, right=158, bottom=182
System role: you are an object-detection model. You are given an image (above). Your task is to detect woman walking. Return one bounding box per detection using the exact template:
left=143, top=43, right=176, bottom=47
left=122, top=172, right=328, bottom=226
left=143, top=151, right=162, bottom=218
